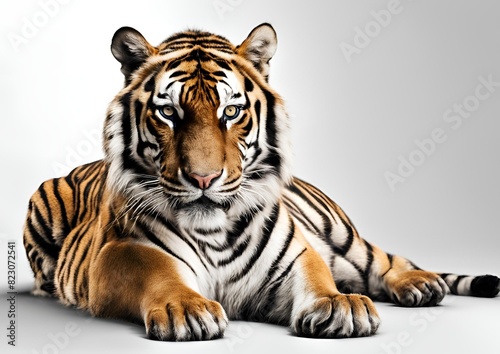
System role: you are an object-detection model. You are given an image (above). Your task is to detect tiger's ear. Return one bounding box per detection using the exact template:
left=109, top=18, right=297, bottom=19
left=236, top=23, right=277, bottom=82
left=111, top=27, right=157, bottom=83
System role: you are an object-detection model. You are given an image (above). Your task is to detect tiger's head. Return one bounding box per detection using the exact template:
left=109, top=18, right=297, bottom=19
left=104, top=24, right=292, bottom=231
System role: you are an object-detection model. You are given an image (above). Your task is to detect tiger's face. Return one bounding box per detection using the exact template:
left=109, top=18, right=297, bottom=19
left=104, top=24, right=292, bottom=231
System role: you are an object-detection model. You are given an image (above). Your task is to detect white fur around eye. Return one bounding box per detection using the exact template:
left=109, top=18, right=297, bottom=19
left=155, top=106, right=177, bottom=129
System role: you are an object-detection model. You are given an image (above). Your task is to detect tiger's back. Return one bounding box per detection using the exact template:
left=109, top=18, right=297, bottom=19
left=24, top=160, right=111, bottom=307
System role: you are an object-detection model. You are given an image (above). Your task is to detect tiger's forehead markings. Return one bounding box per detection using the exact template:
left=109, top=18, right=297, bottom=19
left=152, top=43, right=245, bottom=110
left=158, top=31, right=235, bottom=55
left=154, top=67, right=245, bottom=111
left=216, top=71, right=247, bottom=124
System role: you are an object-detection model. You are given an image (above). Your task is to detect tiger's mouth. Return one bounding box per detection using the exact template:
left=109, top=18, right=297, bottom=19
left=188, top=195, right=222, bottom=208
left=180, top=195, right=231, bottom=212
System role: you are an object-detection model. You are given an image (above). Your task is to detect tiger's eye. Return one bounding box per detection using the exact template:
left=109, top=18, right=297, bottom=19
left=160, top=106, right=175, bottom=117
left=224, top=105, right=238, bottom=118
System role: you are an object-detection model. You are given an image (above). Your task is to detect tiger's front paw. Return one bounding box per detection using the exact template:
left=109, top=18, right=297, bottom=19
left=389, top=270, right=449, bottom=307
left=292, top=294, right=380, bottom=338
left=144, top=294, right=228, bottom=341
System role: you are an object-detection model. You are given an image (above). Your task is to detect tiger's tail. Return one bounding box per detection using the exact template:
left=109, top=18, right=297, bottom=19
left=439, top=273, right=500, bottom=297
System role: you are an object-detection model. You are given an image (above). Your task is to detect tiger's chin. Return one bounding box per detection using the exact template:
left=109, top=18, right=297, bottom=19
left=174, top=196, right=231, bottom=232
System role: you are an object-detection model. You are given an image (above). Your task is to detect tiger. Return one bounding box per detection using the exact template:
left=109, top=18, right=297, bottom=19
left=23, top=23, right=499, bottom=341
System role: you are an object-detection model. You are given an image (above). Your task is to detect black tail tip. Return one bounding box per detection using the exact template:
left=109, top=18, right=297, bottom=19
left=470, top=275, right=500, bottom=298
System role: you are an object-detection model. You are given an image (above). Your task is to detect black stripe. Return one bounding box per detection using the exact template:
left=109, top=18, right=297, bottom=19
left=270, top=248, right=307, bottom=290
left=241, top=115, right=253, bottom=135
left=136, top=221, right=197, bottom=276
left=287, top=182, right=336, bottom=252
left=470, top=275, right=500, bottom=297
left=295, top=179, right=337, bottom=224
left=214, top=59, right=231, bottom=71
left=262, top=216, right=295, bottom=287
left=71, top=236, right=92, bottom=301
left=283, top=198, right=321, bottom=235
left=450, top=275, right=466, bottom=295
left=74, top=163, right=102, bottom=224
left=165, top=57, right=183, bottom=71
left=194, top=227, right=223, bottom=235
left=212, top=71, right=227, bottom=78
left=263, top=90, right=278, bottom=148
left=134, top=100, right=143, bottom=133
left=79, top=169, right=102, bottom=223
left=226, top=207, right=258, bottom=247
left=60, top=221, right=93, bottom=288
left=24, top=242, right=33, bottom=257
left=363, top=240, right=374, bottom=292
left=135, top=101, right=155, bottom=159
left=254, top=99, right=261, bottom=140
left=219, top=184, right=240, bottom=194
left=263, top=247, right=307, bottom=316
left=382, top=254, right=394, bottom=277
left=216, top=234, right=252, bottom=267
left=119, top=95, right=136, bottom=160
left=145, top=115, right=160, bottom=140
left=222, top=175, right=240, bottom=187
left=169, top=70, right=187, bottom=78
left=32, top=204, right=54, bottom=244
left=144, top=75, right=156, bottom=92
left=120, top=93, right=150, bottom=177
left=28, top=249, right=39, bottom=264
left=334, top=217, right=355, bottom=256
left=409, top=260, right=422, bottom=270
left=261, top=149, right=281, bottom=172
left=52, top=178, right=71, bottom=235
left=155, top=216, right=210, bottom=272
left=164, top=39, right=233, bottom=53
left=162, top=80, right=176, bottom=92
left=244, top=76, right=254, bottom=92
left=259, top=90, right=282, bottom=175
left=228, top=203, right=280, bottom=283
left=297, top=179, right=338, bottom=214
left=79, top=271, right=88, bottom=301
left=38, top=183, right=53, bottom=227
left=164, top=33, right=231, bottom=45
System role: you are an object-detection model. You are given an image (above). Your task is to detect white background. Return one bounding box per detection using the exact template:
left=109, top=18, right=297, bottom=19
left=1, top=0, right=499, bottom=353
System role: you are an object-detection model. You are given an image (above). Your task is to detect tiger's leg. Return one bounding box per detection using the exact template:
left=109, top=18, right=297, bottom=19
left=286, top=179, right=498, bottom=307
left=325, top=221, right=450, bottom=306
left=290, top=238, right=380, bottom=338
left=23, top=178, right=74, bottom=297
left=326, top=228, right=450, bottom=307
left=285, top=179, right=448, bottom=307
left=329, top=232, right=498, bottom=306
left=88, top=241, right=228, bottom=341
left=368, top=248, right=499, bottom=305
left=368, top=247, right=449, bottom=307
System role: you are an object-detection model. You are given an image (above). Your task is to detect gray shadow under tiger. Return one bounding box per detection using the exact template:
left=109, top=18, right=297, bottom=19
left=23, top=23, right=499, bottom=341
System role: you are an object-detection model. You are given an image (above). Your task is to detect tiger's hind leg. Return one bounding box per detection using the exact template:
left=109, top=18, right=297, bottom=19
left=23, top=177, right=75, bottom=297
left=328, top=245, right=450, bottom=307
left=370, top=250, right=500, bottom=306
left=284, top=178, right=499, bottom=307
left=378, top=256, right=449, bottom=307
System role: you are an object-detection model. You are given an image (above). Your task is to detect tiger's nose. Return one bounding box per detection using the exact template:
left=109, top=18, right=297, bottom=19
left=188, top=171, right=222, bottom=190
